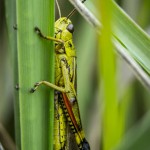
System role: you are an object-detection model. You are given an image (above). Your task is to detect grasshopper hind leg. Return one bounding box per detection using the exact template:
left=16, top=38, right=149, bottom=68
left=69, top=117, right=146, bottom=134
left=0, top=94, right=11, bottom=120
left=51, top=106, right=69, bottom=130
left=54, top=91, right=67, bottom=150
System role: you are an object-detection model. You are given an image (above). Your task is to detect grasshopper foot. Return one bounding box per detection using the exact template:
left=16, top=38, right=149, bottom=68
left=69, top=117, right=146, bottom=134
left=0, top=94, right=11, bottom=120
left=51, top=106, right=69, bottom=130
left=34, top=27, right=43, bottom=37
left=30, top=88, right=35, bottom=93
left=30, top=82, right=41, bottom=93
left=34, top=26, right=40, bottom=32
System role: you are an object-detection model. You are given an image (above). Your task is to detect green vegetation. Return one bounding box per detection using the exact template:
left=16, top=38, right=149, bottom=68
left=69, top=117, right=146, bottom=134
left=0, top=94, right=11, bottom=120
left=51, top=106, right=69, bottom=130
left=1, top=0, right=150, bottom=149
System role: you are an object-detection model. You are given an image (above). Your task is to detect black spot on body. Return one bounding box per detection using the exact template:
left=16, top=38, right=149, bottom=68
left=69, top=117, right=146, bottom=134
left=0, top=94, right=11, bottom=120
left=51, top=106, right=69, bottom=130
left=69, top=42, right=72, bottom=47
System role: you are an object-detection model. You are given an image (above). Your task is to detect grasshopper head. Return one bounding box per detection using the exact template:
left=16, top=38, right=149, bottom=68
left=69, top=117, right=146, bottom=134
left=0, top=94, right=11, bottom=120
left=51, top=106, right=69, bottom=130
left=55, top=17, right=74, bottom=41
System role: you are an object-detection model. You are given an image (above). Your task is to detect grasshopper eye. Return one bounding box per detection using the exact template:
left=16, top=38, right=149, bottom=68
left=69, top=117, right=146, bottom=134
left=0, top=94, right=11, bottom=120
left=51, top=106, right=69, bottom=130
left=67, top=24, right=74, bottom=33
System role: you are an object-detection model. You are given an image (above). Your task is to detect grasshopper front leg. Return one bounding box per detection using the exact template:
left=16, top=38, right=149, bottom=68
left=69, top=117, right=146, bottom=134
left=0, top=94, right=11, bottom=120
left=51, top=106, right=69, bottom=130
left=34, top=27, right=64, bottom=44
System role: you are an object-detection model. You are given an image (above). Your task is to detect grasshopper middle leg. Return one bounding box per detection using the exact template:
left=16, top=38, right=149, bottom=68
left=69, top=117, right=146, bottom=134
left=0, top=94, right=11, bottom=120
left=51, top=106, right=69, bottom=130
left=30, top=81, right=71, bottom=93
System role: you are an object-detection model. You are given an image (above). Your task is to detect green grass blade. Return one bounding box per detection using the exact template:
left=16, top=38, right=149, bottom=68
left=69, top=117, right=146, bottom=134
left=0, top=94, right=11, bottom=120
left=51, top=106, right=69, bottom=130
left=98, top=1, right=119, bottom=150
left=112, top=1, right=150, bottom=75
left=16, top=0, right=54, bottom=149
left=69, top=0, right=150, bottom=81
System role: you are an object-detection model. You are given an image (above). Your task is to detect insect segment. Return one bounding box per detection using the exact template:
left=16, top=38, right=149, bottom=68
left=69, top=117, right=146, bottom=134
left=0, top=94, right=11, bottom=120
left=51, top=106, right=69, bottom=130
left=30, top=17, right=90, bottom=150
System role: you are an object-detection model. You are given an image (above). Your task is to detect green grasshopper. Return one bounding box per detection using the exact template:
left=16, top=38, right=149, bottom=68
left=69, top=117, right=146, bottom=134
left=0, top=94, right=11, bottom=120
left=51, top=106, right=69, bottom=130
left=30, top=1, right=90, bottom=149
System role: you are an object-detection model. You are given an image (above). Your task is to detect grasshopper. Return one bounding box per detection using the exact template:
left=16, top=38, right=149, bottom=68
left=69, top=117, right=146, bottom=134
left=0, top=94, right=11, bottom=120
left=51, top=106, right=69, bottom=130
left=30, top=2, right=90, bottom=149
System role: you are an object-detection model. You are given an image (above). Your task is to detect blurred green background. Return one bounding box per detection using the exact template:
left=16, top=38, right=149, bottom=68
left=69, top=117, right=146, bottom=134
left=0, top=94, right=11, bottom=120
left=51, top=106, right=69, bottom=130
left=1, top=0, right=150, bottom=150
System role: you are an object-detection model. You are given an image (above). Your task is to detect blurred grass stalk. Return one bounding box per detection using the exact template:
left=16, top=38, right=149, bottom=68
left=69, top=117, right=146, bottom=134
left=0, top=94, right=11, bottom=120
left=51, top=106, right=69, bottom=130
left=5, top=0, right=54, bottom=149
left=98, top=0, right=121, bottom=150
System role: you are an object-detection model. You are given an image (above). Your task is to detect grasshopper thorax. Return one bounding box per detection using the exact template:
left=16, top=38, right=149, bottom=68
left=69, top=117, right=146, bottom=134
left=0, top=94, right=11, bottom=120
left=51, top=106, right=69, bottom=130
left=55, top=17, right=74, bottom=42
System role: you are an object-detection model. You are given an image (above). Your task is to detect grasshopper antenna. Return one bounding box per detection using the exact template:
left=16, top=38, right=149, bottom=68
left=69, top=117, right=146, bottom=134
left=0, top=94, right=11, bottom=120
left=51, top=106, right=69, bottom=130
left=56, top=0, right=61, bottom=18
left=67, top=8, right=76, bottom=19
left=67, top=0, right=86, bottom=19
